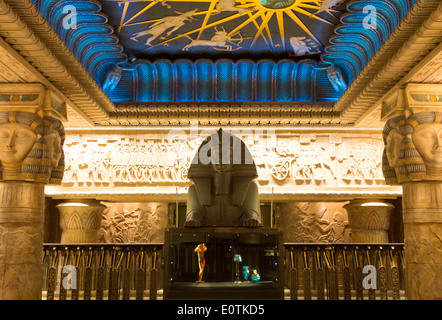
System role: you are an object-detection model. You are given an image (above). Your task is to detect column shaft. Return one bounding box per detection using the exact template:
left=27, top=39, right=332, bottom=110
left=0, top=181, right=45, bottom=300
left=402, top=181, right=442, bottom=300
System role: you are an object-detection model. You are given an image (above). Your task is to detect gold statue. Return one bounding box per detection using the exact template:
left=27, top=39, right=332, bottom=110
left=194, top=243, right=207, bottom=283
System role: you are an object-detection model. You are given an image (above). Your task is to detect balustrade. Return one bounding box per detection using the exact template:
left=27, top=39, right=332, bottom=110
left=42, top=244, right=163, bottom=300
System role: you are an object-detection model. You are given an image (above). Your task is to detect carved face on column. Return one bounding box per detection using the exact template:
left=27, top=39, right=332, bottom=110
left=382, top=116, right=405, bottom=184
left=412, top=123, right=442, bottom=170
left=45, top=127, right=62, bottom=169
left=0, top=112, right=46, bottom=181
left=0, top=123, right=37, bottom=165
left=43, top=116, right=65, bottom=185
left=385, top=128, right=403, bottom=168
left=394, top=112, right=442, bottom=181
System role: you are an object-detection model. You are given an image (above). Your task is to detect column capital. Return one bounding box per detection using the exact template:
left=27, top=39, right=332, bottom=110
left=0, top=83, right=67, bottom=121
left=381, top=85, right=442, bottom=184
left=0, top=84, right=66, bottom=184
left=381, top=83, right=442, bottom=122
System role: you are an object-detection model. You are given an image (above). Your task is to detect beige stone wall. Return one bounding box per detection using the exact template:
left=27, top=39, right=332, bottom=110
left=98, top=202, right=168, bottom=244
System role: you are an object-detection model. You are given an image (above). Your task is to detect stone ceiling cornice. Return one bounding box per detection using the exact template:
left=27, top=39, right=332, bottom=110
left=334, top=0, right=442, bottom=124
left=0, top=0, right=116, bottom=124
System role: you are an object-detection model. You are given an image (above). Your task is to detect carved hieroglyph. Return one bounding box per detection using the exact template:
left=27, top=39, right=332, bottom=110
left=280, top=202, right=350, bottom=243
left=60, top=130, right=386, bottom=189
left=98, top=202, right=167, bottom=244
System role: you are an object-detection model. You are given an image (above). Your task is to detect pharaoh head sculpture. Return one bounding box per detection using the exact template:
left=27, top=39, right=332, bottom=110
left=0, top=111, right=64, bottom=183
left=185, top=129, right=261, bottom=227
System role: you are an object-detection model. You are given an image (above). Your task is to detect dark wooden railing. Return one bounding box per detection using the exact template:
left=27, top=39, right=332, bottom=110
left=42, top=243, right=405, bottom=300
left=284, top=243, right=405, bottom=300
left=42, top=244, right=163, bottom=300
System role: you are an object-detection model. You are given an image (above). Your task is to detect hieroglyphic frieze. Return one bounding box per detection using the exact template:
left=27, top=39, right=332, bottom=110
left=61, top=131, right=386, bottom=188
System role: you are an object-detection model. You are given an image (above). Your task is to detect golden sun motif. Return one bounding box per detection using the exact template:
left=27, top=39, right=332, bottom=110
left=106, top=0, right=342, bottom=54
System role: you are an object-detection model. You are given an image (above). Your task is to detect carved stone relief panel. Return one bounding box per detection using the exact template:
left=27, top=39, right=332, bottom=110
left=60, top=130, right=386, bottom=190
left=280, top=202, right=351, bottom=243
left=98, top=202, right=168, bottom=244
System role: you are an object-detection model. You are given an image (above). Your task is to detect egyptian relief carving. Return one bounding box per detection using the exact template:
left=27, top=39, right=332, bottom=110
left=0, top=112, right=65, bottom=184
left=404, top=224, right=442, bottom=299
left=98, top=203, right=166, bottom=244
left=280, top=202, right=350, bottom=243
left=382, top=112, right=442, bottom=183
left=61, top=131, right=385, bottom=188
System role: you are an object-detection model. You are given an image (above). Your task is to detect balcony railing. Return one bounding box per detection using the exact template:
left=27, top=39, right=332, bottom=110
left=284, top=243, right=405, bottom=300
left=42, top=243, right=405, bottom=300
left=42, top=244, right=163, bottom=300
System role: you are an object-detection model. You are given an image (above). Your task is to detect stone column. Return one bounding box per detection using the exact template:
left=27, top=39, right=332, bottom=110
left=381, top=85, right=442, bottom=299
left=0, top=182, right=44, bottom=299
left=344, top=200, right=393, bottom=243
left=0, top=84, right=66, bottom=299
left=402, top=182, right=442, bottom=300
left=57, top=200, right=106, bottom=243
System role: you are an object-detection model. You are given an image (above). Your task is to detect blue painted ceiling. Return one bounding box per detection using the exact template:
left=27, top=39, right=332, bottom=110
left=31, top=0, right=415, bottom=104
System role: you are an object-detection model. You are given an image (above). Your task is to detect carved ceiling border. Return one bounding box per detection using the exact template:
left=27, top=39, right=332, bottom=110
left=334, top=0, right=442, bottom=124
left=107, top=102, right=344, bottom=126
left=0, top=0, right=116, bottom=124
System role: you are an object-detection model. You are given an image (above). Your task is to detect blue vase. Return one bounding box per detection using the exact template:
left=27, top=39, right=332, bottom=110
left=242, top=266, right=250, bottom=282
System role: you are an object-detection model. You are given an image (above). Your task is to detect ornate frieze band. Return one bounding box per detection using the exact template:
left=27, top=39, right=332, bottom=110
left=55, top=128, right=396, bottom=200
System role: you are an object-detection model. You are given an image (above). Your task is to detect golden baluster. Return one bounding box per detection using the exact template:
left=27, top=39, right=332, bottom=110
left=59, top=247, right=70, bottom=300
left=46, top=248, right=58, bottom=300
left=353, top=246, right=363, bottom=300
left=389, top=247, right=400, bottom=300
left=289, top=248, right=298, bottom=300
left=96, top=247, right=106, bottom=300
left=365, top=247, right=375, bottom=300
left=122, top=249, right=133, bottom=300
left=136, top=249, right=146, bottom=300
left=378, top=247, right=388, bottom=300
left=71, top=247, right=81, bottom=300
left=150, top=248, right=159, bottom=300
left=342, top=246, right=351, bottom=300
left=83, top=247, right=94, bottom=300
left=315, top=248, right=325, bottom=300
left=302, top=247, right=311, bottom=300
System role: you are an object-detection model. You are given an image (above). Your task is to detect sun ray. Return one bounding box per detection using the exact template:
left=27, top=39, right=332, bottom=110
left=197, top=1, right=218, bottom=40
left=276, top=11, right=285, bottom=51
left=146, top=11, right=253, bottom=50
left=117, top=2, right=130, bottom=33
left=285, top=9, right=322, bottom=46
left=120, top=1, right=157, bottom=28
left=250, top=11, right=273, bottom=48
left=227, top=10, right=262, bottom=36
left=292, top=7, right=334, bottom=25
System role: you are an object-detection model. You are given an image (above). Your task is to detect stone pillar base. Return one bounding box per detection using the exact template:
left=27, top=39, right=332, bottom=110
left=0, top=181, right=44, bottom=300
